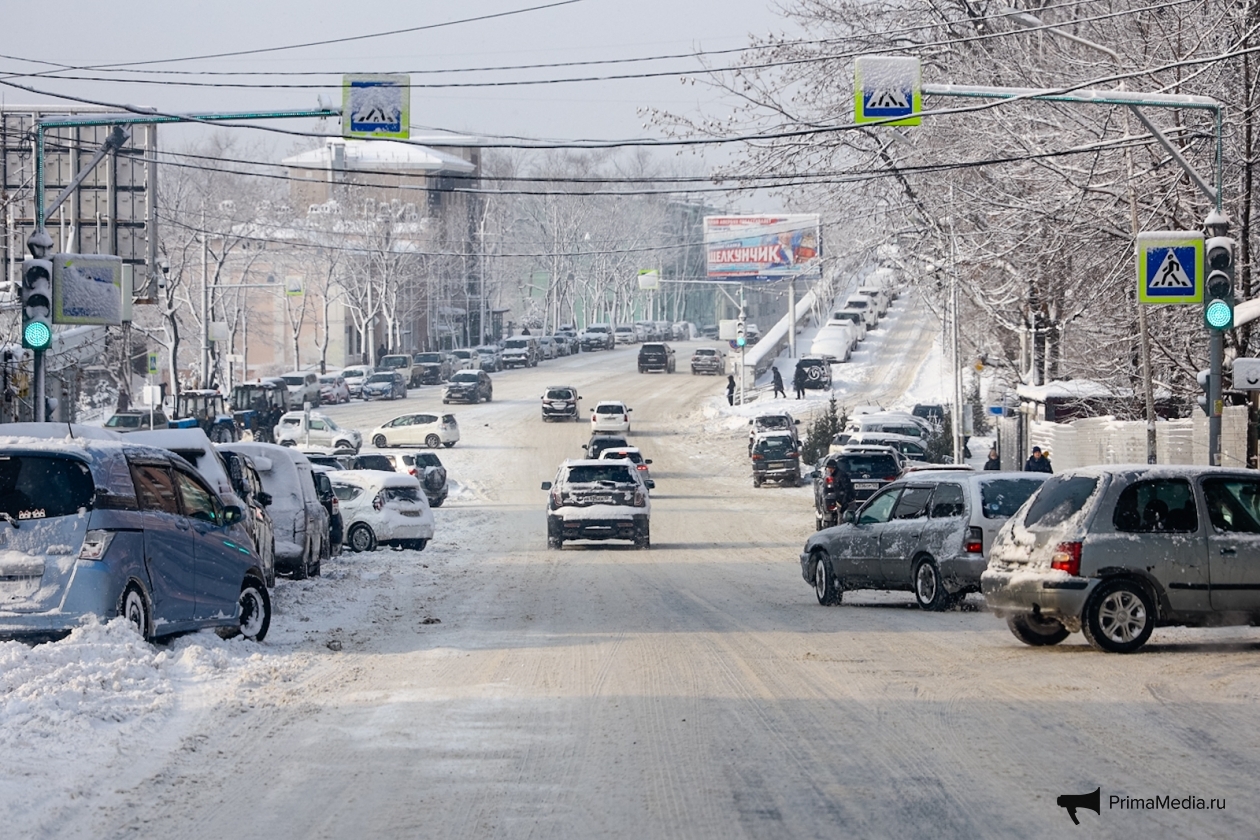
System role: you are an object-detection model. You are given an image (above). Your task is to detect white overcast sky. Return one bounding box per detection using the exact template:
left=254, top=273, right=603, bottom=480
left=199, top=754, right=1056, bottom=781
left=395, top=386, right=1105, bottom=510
left=0, top=0, right=800, bottom=157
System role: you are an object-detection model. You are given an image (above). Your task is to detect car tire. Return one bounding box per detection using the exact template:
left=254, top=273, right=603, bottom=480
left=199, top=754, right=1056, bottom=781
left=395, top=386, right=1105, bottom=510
left=236, top=577, right=271, bottom=641
left=547, top=534, right=563, bottom=549
left=634, top=523, right=650, bottom=550
left=1082, top=578, right=1155, bottom=653
left=373, top=434, right=388, bottom=448
left=913, top=557, right=954, bottom=611
left=429, top=496, right=444, bottom=507
left=266, top=539, right=277, bottom=588
left=348, top=523, right=377, bottom=553
left=291, top=539, right=309, bottom=580
left=443, top=441, right=455, bottom=448
left=334, top=440, right=353, bottom=450
left=812, top=550, right=842, bottom=606
left=426, top=434, right=441, bottom=448
left=753, top=476, right=762, bottom=487
left=1007, top=613, right=1070, bottom=647
left=279, top=440, right=295, bottom=447
left=120, top=584, right=152, bottom=640
left=486, top=392, right=492, bottom=402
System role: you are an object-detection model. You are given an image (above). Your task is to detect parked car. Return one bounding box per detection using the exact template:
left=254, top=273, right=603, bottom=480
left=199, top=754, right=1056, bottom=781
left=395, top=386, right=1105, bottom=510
left=412, top=352, right=453, bottom=385
left=330, top=470, right=434, bottom=552
left=552, top=335, right=573, bottom=357
left=362, top=371, right=408, bottom=401
left=580, top=324, right=615, bottom=351
left=501, top=336, right=539, bottom=368
left=128, top=428, right=251, bottom=519
left=583, top=433, right=629, bottom=460
left=841, top=412, right=933, bottom=441
left=443, top=369, right=493, bottom=404
left=700, top=324, right=719, bottom=339
left=591, top=400, right=632, bottom=433
left=637, top=342, right=676, bottom=373
left=339, top=365, right=374, bottom=398
left=273, top=411, right=362, bottom=452
left=827, top=309, right=868, bottom=341
left=449, top=349, right=478, bottom=372
left=474, top=345, right=502, bottom=372
left=218, top=442, right=329, bottom=580
left=0, top=436, right=270, bottom=642
left=749, top=413, right=800, bottom=452
left=844, top=295, right=879, bottom=329
left=744, top=323, right=761, bottom=345
left=369, top=412, right=460, bottom=449
left=541, top=385, right=582, bottom=421
left=219, top=448, right=278, bottom=587
left=318, top=374, right=351, bottom=405
left=982, top=465, right=1260, bottom=653
left=556, top=324, right=577, bottom=339
left=536, top=336, right=557, bottom=360
left=542, top=459, right=651, bottom=549
left=347, top=450, right=448, bottom=507
left=598, top=445, right=655, bottom=490
left=834, top=431, right=930, bottom=462
left=751, top=433, right=801, bottom=487
left=310, top=467, right=343, bottom=555
left=104, top=410, right=169, bottom=432
left=281, top=371, right=322, bottom=407
left=802, top=471, right=1048, bottom=610
left=378, top=354, right=417, bottom=387
left=813, top=449, right=906, bottom=528
left=614, top=325, right=639, bottom=345
left=794, top=356, right=833, bottom=390
left=690, top=347, right=727, bottom=376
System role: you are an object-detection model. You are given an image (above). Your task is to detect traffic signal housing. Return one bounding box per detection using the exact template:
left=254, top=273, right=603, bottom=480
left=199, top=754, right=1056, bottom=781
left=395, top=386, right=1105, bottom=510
left=735, top=320, right=746, bottom=348
left=1204, top=236, right=1235, bottom=331
left=20, top=258, right=52, bottom=351
left=1197, top=369, right=1212, bottom=416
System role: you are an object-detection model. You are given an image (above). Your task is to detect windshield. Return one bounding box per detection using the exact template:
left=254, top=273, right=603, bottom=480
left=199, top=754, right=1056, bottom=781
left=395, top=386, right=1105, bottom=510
left=980, top=478, right=1045, bottom=519
left=385, top=486, right=420, bottom=503
left=282, top=376, right=306, bottom=387
left=319, top=376, right=339, bottom=385
left=451, top=372, right=478, bottom=383
left=615, top=326, right=632, bottom=332
left=412, top=453, right=442, bottom=467
left=505, top=339, right=529, bottom=349
left=414, top=354, right=442, bottom=364
left=354, top=455, right=393, bottom=471
left=341, top=368, right=368, bottom=378
left=380, top=356, right=408, bottom=369
left=757, top=416, right=792, bottom=430
left=0, top=455, right=96, bottom=519
left=587, top=325, right=608, bottom=333
left=565, top=464, right=636, bottom=484
left=368, top=373, right=394, bottom=383
left=602, top=450, right=643, bottom=464
left=105, top=414, right=142, bottom=428
left=546, top=389, right=574, bottom=400
left=453, top=350, right=472, bottom=358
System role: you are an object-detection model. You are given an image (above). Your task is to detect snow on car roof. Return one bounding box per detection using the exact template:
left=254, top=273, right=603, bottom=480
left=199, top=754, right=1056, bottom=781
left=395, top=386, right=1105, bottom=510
left=328, top=469, right=420, bottom=489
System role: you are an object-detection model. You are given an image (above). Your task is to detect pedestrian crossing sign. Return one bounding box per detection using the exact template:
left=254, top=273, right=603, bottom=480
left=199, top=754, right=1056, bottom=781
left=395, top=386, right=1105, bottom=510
left=854, top=56, right=921, bottom=126
left=1138, top=232, right=1203, bottom=304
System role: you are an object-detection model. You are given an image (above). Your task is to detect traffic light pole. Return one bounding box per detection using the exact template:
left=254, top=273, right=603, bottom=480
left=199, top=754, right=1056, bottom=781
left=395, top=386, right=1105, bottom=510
left=1209, top=331, right=1223, bottom=466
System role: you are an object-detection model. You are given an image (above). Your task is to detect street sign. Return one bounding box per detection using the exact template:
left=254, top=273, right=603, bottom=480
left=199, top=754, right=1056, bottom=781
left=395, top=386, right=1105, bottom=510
left=147, top=352, right=159, bottom=375
left=1232, top=358, right=1260, bottom=390
left=285, top=276, right=303, bottom=297
left=729, top=340, right=741, bottom=351
left=637, top=269, right=660, bottom=290
left=1137, top=231, right=1204, bottom=305
left=718, top=319, right=738, bottom=340
left=343, top=75, right=410, bottom=139
left=854, top=56, right=921, bottom=126
left=51, top=253, right=123, bottom=325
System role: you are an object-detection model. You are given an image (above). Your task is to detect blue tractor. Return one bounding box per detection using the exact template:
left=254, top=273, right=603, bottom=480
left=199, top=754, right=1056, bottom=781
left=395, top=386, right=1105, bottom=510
left=169, top=389, right=238, bottom=442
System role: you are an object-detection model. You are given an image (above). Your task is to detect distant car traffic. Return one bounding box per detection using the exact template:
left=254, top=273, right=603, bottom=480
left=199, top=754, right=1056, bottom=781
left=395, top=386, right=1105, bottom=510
left=412, top=352, right=453, bottom=385
left=598, top=446, right=655, bottom=489
left=339, top=366, right=373, bottom=399
left=690, top=347, right=726, bottom=376
left=347, top=450, right=449, bottom=508
left=318, top=374, right=351, bottom=405
left=103, top=410, right=169, bottom=432
left=637, top=343, right=676, bottom=373
left=273, top=411, right=362, bottom=452
left=751, top=433, right=801, bottom=487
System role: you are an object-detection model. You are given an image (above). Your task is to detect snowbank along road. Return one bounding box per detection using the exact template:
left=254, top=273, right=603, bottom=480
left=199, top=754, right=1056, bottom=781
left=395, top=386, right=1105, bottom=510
left=3, top=331, right=1259, bottom=840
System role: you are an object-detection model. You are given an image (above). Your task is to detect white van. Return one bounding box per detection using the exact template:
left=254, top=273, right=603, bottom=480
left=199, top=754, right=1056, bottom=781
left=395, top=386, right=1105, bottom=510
left=856, top=285, right=890, bottom=317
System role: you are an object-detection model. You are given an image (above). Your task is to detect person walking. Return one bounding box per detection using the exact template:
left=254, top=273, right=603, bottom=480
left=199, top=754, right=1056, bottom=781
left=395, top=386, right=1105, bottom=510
left=1023, top=446, right=1053, bottom=473
left=793, top=365, right=807, bottom=399
left=771, top=366, right=786, bottom=399
left=984, top=448, right=1001, bottom=470
left=726, top=375, right=736, bottom=406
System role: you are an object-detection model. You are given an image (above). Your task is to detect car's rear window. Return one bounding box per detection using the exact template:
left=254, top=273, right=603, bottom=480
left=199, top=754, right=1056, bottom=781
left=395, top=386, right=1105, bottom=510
left=838, top=454, right=900, bottom=476
left=354, top=455, right=393, bottom=471
left=566, top=465, right=635, bottom=484
left=1023, top=475, right=1099, bottom=528
left=0, top=455, right=96, bottom=519
left=368, top=373, right=394, bottom=383
left=547, top=389, right=574, bottom=400
left=596, top=405, right=625, bottom=414
left=385, top=486, right=420, bottom=503
left=105, top=414, right=142, bottom=428
left=332, top=484, right=362, bottom=502
left=505, top=339, right=529, bottom=348
left=695, top=349, right=716, bottom=356
left=979, top=478, right=1045, bottom=519
left=451, top=372, right=478, bottom=383
left=602, top=450, right=643, bottom=464
left=755, top=437, right=795, bottom=456
left=411, top=453, right=442, bottom=468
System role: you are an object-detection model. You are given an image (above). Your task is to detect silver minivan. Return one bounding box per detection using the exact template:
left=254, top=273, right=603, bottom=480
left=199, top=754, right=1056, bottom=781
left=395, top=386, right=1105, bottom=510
left=984, top=465, right=1260, bottom=653
left=802, top=470, right=1048, bottom=610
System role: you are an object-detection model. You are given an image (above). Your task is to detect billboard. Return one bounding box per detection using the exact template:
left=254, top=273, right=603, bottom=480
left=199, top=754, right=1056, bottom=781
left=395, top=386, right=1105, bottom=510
left=704, top=215, right=822, bottom=282
left=52, top=253, right=122, bottom=326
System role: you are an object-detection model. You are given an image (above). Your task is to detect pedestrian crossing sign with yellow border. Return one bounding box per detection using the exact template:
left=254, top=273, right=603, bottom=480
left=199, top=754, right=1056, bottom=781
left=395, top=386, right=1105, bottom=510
left=1137, top=231, right=1203, bottom=305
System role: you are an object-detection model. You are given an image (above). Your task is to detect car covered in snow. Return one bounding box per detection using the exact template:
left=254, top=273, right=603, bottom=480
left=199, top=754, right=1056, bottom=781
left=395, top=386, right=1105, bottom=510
left=983, top=465, right=1260, bottom=653
left=345, top=450, right=449, bottom=507
left=274, top=411, right=362, bottom=452
left=583, top=433, right=629, bottom=460
left=748, top=413, right=800, bottom=452
left=597, top=446, right=655, bottom=490
left=318, top=374, right=351, bottom=405
left=369, top=413, right=460, bottom=449
left=338, top=365, right=373, bottom=398
left=329, top=470, right=434, bottom=552
left=689, top=346, right=727, bottom=376
left=802, top=471, right=1047, bottom=610
left=217, top=442, right=329, bottom=579
left=103, top=410, right=169, bottom=432
left=0, top=435, right=270, bottom=643
left=541, top=459, right=651, bottom=549
left=750, top=433, right=801, bottom=487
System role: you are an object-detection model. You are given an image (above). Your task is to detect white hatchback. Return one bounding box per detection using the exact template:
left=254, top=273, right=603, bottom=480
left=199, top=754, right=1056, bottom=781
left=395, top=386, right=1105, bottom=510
left=369, top=412, right=461, bottom=449
left=329, top=470, right=434, bottom=552
left=591, top=401, right=632, bottom=433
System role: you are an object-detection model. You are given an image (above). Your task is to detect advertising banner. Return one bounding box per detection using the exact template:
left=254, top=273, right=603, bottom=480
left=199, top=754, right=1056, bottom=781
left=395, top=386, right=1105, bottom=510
left=704, top=215, right=822, bottom=282
left=51, top=253, right=123, bottom=326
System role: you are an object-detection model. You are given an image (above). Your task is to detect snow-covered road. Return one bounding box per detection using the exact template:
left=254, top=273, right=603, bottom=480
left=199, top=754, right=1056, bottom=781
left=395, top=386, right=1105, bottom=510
left=4, top=299, right=1259, bottom=839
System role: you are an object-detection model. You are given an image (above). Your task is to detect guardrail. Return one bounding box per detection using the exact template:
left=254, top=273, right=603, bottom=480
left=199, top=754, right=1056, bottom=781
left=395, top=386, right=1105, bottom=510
left=737, top=290, right=818, bottom=381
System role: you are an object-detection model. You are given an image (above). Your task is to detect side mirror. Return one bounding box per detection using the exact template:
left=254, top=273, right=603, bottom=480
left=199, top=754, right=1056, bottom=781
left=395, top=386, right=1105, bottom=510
left=541, top=481, right=552, bottom=490
left=257, top=491, right=273, bottom=507
left=627, top=408, right=633, bottom=412
left=795, top=419, right=801, bottom=425
left=223, top=504, right=244, bottom=525
left=644, top=459, right=653, bottom=465
left=842, top=510, right=855, bottom=524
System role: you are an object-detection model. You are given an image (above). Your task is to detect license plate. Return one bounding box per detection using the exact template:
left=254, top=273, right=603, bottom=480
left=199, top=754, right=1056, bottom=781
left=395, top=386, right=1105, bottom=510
left=587, top=496, right=614, bottom=504
left=400, top=510, right=421, bottom=517
left=551, top=402, right=568, bottom=409
left=854, top=482, right=878, bottom=490
left=769, top=462, right=786, bottom=469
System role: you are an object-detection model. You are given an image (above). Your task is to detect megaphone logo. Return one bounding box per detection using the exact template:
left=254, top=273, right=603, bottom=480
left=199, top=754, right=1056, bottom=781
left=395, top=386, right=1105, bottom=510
left=1057, top=787, right=1101, bottom=825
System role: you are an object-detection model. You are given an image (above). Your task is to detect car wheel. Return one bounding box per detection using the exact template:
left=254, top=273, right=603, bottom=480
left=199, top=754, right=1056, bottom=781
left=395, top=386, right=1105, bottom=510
left=753, top=476, right=762, bottom=487
left=373, top=434, right=388, bottom=448
left=547, top=534, right=563, bottom=549
left=486, top=391, right=492, bottom=402
left=266, top=539, right=277, bottom=588
left=443, top=441, right=455, bottom=448
left=279, top=440, right=295, bottom=447
left=634, top=523, right=650, bottom=549
left=429, top=496, right=444, bottom=507
left=120, top=584, right=152, bottom=640
left=812, top=550, right=842, bottom=606
left=1007, top=613, right=1071, bottom=647
left=292, top=539, right=309, bottom=580
left=1083, top=579, right=1155, bottom=653
left=334, top=440, right=352, bottom=450
left=426, top=434, right=441, bottom=448
left=237, top=577, right=271, bottom=641
left=913, top=557, right=954, bottom=611
left=348, top=523, right=377, bottom=553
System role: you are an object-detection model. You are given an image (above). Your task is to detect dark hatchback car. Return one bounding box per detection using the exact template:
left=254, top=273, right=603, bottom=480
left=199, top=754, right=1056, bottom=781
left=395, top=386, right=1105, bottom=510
left=584, top=433, right=629, bottom=460
left=0, top=437, right=270, bottom=642
left=813, top=450, right=904, bottom=528
left=637, top=343, right=676, bottom=373
left=444, top=370, right=493, bottom=404
left=542, top=385, right=582, bottom=421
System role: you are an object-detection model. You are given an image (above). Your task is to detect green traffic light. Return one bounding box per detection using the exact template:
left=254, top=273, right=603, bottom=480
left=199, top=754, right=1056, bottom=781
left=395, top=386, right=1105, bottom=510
left=23, top=321, right=51, bottom=349
left=1205, top=299, right=1233, bottom=330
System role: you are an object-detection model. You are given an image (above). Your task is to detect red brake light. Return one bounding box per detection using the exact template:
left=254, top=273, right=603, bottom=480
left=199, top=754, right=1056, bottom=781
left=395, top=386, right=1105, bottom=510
left=408, top=468, right=417, bottom=476
left=636, top=464, right=647, bottom=470
left=751, top=454, right=764, bottom=460
left=964, top=526, right=983, bottom=554
left=825, top=476, right=834, bottom=485
left=884, top=475, right=899, bottom=482
left=1050, top=542, right=1082, bottom=576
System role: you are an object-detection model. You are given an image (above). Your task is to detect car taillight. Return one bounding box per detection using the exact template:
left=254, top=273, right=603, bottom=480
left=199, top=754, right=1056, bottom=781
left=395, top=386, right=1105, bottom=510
left=550, top=487, right=562, bottom=508
left=633, top=489, right=646, bottom=507
left=825, top=476, right=834, bottom=486
left=373, top=492, right=384, bottom=511
left=623, top=414, right=628, bottom=422
left=1050, top=541, right=1082, bottom=576
left=636, top=464, right=647, bottom=471
left=751, top=454, right=764, bottom=460
left=964, top=526, right=983, bottom=554
left=331, top=497, right=340, bottom=513
left=79, top=530, right=116, bottom=561
left=408, top=468, right=417, bottom=476
left=884, top=475, right=899, bottom=482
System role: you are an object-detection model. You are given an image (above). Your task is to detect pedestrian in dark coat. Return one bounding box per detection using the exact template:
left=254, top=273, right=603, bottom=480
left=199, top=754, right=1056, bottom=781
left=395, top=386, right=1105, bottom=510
left=793, top=366, right=807, bottom=399
left=1023, top=446, right=1053, bottom=473
left=771, top=367, right=786, bottom=399
left=726, top=375, right=736, bottom=406
left=984, top=448, right=1001, bottom=470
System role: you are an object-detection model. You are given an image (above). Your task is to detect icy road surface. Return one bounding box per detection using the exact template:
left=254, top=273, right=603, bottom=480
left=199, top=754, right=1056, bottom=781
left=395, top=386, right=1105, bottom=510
left=4, top=306, right=1259, bottom=839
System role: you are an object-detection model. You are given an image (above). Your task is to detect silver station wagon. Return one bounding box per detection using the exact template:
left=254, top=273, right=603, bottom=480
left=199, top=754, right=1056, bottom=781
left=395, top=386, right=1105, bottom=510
left=984, top=465, right=1260, bottom=653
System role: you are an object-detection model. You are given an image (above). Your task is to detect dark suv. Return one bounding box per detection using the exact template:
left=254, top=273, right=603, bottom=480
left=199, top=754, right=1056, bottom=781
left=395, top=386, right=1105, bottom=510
left=542, top=385, right=581, bottom=421
left=443, top=370, right=493, bottom=404
left=751, top=434, right=801, bottom=487
left=637, top=343, right=676, bottom=373
left=795, top=356, right=833, bottom=390
left=584, top=433, right=629, bottom=460
left=413, top=352, right=452, bottom=385
left=813, top=450, right=904, bottom=528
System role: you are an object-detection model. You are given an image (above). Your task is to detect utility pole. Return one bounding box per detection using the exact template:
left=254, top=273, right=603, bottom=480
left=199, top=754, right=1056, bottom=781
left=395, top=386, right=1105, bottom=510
left=201, top=206, right=210, bottom=388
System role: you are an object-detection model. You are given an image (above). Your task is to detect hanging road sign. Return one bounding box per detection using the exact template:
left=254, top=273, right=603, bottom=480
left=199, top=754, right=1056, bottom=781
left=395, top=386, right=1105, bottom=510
left=1137, top=231, right=1203, bottom=304
left=51, top=253, right=123, bottom=325
left=343, top=75, right=410, bottom=139
left=285, top=276, right=304, bottom=297
left=854, top=56, right=921, bottom=126
left=147, top=352, right=159, bottom=375
left=637, top=269, right=660, bottom=290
